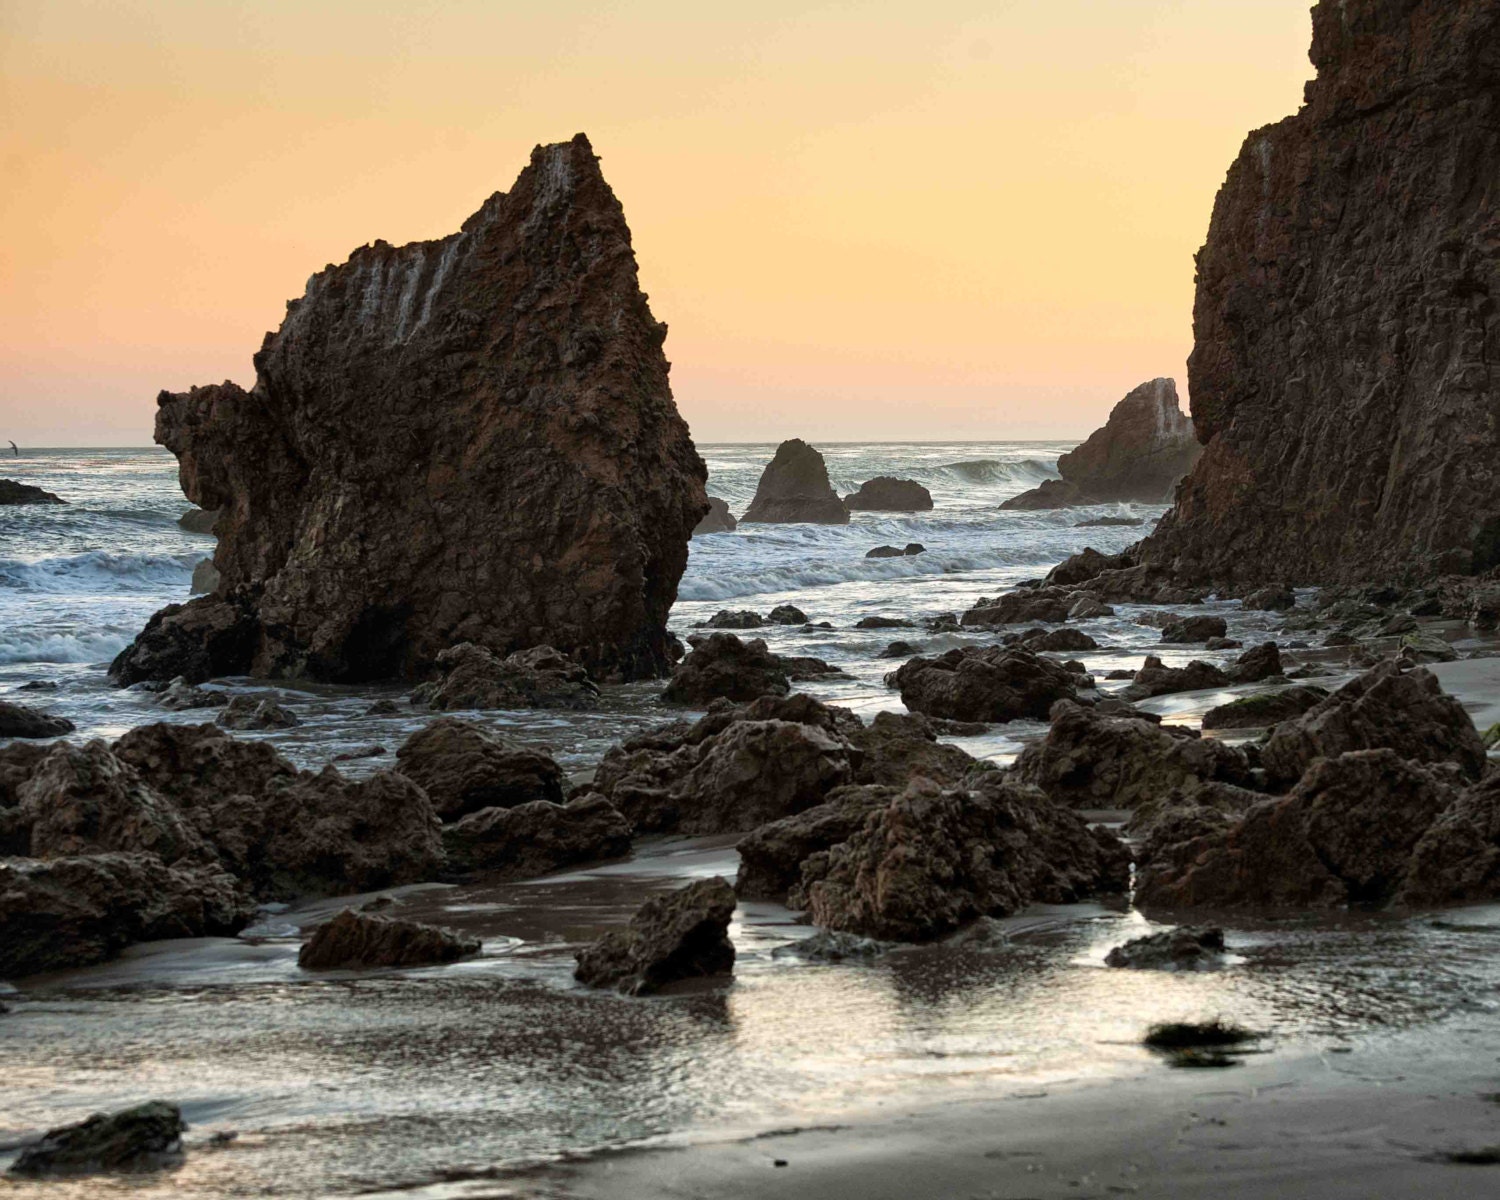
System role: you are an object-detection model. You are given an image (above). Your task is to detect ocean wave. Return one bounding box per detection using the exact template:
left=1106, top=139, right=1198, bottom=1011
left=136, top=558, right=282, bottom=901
left=0, top=549, right=201, bottom=594
left=0, top=628, right=133, bottom=665
left=936, top=458, right=1058, bottom=486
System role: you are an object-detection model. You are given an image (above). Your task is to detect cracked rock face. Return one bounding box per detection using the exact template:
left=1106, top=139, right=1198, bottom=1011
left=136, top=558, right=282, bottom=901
left=114, top=133, right=706, bottom=686
left=1140, top=1, right=1500, bottom=584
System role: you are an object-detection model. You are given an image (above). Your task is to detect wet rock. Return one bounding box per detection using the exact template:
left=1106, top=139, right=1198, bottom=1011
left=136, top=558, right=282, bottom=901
left=1470, top=583, right=1500, bottom=632
left=394, top=717, right=563, bottom=820
left=1244, top=585, right=1295, bottom=612
left=767, top=605, right=808, bottom=625
left=879, top=640, right=917, bottom=659
left=903, top=543, right=926, bottom=555
left=844, top=477, right=934, bottom=512
left=216, top=694, right=300, bottom=730
left=1323, top=632, right=1359, bottom=648
left=297, top=908, right=480, bottom=970
left=0, top=479, right=65, bottom=505
left=1019, top=627, right=1098, bottom=653
left=16, top=680, right=58, bottom=692
left=1068, top=596, right=1115, bottom=619
left=960, top=589, right=1072, bottom=627
left=866, top=546, right=906, bottom=559
left=442, top=795, right=631, bottom=878
left=410, top=643, right=599, bottom=711
left=1229, top=641, right=1284, bottom=684
left=365, top=699, right=401, bottom=716
left=1015, top=701, right=1253, bottom=811
left=1105, top=669, right=1136, bottom=681
left=1104, top=926, right=1225, bottom=970
left=1125, top=779, right=1265, bottom=844
left=771, top=930, right=893, bottom=961
left=700, top=609, right=766, bottom=629
left=1046, top=547, right=1137, bottom=589
left=1398, top=632, right=1458, bottom=664
left=574, top=876, right=737, bottom=995
left=1001, top=380, right=1199, bottom=509
left=189, top=558, right=220, bottom=595
left=734, top=785, right=892, bottom=901
left=855, top=616, right=913, bottom=629
left=1397, top=773, right=1500, bottom=907
left=151, top=677, right=225, bottom=711
left=177, top=507, right=219, bottom=534
left=774, top=652, right=846, bottom=682
left=798, top=776, right=1131, bottom=942
left=1076, top=516, right=1144, bottom=528
left=1261, top=665, right=1487, bottom=787
left=887, top=645, right=1081, bottom=723
left=1204, top=636, right=1241, bottom=651
left=117, top=136, right=705, bottom=686
left=1119, top=657, right=1230, bottom=701
left=850, top=710, right=983, bottom=788
left=8, top=1101, right=185, bottom=1178
left=0, top=853, right=254, bottom=977
left=109, top=594, right=260, bottom=687
left=662, top=633, right=790, bottom=704
left=1161, top=615, right=1228, bottom=645
left=741, top=439, right=849, bottom=525
left=332, top=745, right=385, bottom=762
left=1201, top=685, right=1330, bottom=731
left=693, top=496, right=737, bottom=535
left=0, top=700, right=74, bottom=739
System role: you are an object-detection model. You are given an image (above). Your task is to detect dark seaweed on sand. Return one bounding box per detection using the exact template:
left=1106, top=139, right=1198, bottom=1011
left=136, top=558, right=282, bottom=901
left=1142, top=1019, right=1259, bottom=1050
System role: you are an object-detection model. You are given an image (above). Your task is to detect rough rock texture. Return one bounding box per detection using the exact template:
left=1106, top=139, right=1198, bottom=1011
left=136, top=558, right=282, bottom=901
left=1138, top=1, right=1500, bottom=585
left=113, top=134, right=706, bottom=686
left=109, top=596, right=261, bottom=687
left=8, top=1102, right=185, bottom=1178
left=409, top=643, right=600, bottom=711
left=573, top=876, right=736, bottom=994
left=661, top=633, right=790, bottom=704
left=0, top=479, right=65, bottom=505
left=297, top=908, right=480, bottom=970
left=843, top=477, right=934, bottom=512
left=960, top=589, right=1072, bottom=627
left=0, top=700, right=75, bottom=738
left=1260, top=665, right=1487, bottom=786
left=740, top=440, right=849, bottom=525
left=1201, top=685, right=1330, bottom=730
left=441, top=794, right=631, bottom=877
left=888, top=645, right=1081, bottom=722
left=1001, top=380, right=1200, bottom=509
left=216, top=694, right=299, bottom=730
left=0, top=853, right=254, bottom=978
left=1105, top=927, right=1225, bottom=969
left=767, top=605, right=808, bottom=625
left=1398, top=773, right=1500, bottom=906
left=734, top=785, right=892, bottom=900
left=1015, top=701, right=1254, bottom=811
left=699, top=609, right=765, bottom=629
left=1160, top=615, right=1228, bottom=644
left=177, top=507, right=219, bottom=533
left=693, top=496, right=737, bottom=535
left=798, top=776, right=1130, bottom=942
left=394, top=717, right=563, bottom=820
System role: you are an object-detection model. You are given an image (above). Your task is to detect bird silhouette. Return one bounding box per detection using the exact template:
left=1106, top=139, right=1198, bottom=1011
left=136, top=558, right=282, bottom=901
left=7, top=441, right=16, bottom=456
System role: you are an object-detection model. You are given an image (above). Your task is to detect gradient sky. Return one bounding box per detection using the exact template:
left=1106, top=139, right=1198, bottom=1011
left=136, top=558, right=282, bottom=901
left=0, top=0, right=1316, bottom=446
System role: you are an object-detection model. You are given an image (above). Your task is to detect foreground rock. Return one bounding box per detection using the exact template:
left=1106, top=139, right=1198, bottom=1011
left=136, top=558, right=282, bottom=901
left=8, top=1101, right=185, bottom=1178
left=177, top=507, right=219, bottom=533
left=0, top=479, right=65, bottom=505
left=1105, top=927, right=1224, bottom=970
left=740, top=439, right=849, bottom=525
left=662, top=633, right=792, bottom=704
left=297, top=908, right=480, bottom=970
left=410, top=644, right=599, bottom=711
left=693, top=496, right=737, bottom=535
left=888, top=645, right=1081, bottom=723
left=0, top=700, right=75, bottom=738
left=394, top=717, right=563, bottom=819
left=1202, top=685, right=1329, bottom=731
left=111, top=134, right=706, bottom=687
left=844, top=477, right=933, bottom=512
left=442, top=795, right=631, bottom=877
left=1001, top=379, right=1199, bottom=509
left=1136, top=2, right=1500, bottom=584
left=0, top=853, right=253, bottom=978
left=574, top=876, right=736, bottom=994
left=1120, top=643, right=1281, bottom=702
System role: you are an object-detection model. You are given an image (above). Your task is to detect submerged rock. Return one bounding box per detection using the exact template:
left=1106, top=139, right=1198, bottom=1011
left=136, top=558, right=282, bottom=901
left=574, top=876, right=737, bottom=995
left=216, top=694, right=300, bottom=730
left=740, top=440, right=849, bottom=525
left=699, top=609, right=766, bottom=629
left=693, top=496, right=737, bottom=535
left=887, top=645, right=1081, bottom=723
left=441, top=794, right=631, bottom=878
left=844, top=477, right=933, bottom=512
left=113, top=135, right=706, bottom=686
left=1105, top=926, right=1225, bottom=970
left=0, top=480, right=65, bottom=505
left=410, top=643, right=600, bottom=711
left=394, top=717, right=563, bottom=819
left=767, top=604, right=808, bottom=625
left=297, top=908, right=480, bottom=970
left=8, top=1101, right=185, bottom=1178
left=0, top=700, right=74, bottom=739
left=771, top=930, right=893, bottom=961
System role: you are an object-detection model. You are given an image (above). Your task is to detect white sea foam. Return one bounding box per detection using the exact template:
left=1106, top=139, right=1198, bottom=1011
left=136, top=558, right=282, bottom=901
left=0, top=549, right=200, bottom=594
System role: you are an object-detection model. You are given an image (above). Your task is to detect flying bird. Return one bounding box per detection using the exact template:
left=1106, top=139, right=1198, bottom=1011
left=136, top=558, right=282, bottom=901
left=7, top=441, right=15, bottom=456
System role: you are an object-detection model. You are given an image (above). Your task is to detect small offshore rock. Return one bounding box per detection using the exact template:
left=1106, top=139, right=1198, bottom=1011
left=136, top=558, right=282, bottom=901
left=855, top=616, right=913, bottom=629
left=662, top=633, right=790, bottom=705
left=152, top=677, right=224, bottom=711
left=741, top=439, right=849, bottom=525
left=297, top=908, right=480, bottom=970
left=331, top=744, right=386, bottom=762
left=0, top=479, right=66, bottom=505
left=700, top=609, right=766, bottom=629
left=177, top=507, right=219, bottom=533
left=0, top=700, right=75, bottom=739
left=903, top=543, right=926, bottom=556
left=843, top=477, right=934, bottom=512
left=365, top=699, right=401, bottom=716
left=866, top=545, right=906, bottom=559
left=693, top=496, right=737, bottom=535
left=410, top=643, right=599, bottom=711
left=1105, top=926, right=1225, bottom=970
left=574, top=876, right=737, bottom=995
left=879, top=640, right=917, bottom=659
left=189, top=558, right=221, bottom=594
left=1076, top=516, right=1144, bottom=528
left=767, top=605, right=808, bottom=625
left=888, top=645, right=1080, bottom=723
left=8, top=1101, right=185, bottom=1178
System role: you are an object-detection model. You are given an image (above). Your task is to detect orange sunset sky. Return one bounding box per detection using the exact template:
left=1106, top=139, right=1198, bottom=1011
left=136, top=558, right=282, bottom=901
left=1, top=0, right=1315, bottom=446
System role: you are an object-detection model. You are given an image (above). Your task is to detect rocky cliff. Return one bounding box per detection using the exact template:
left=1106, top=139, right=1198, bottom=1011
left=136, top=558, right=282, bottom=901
left=1139, top=0, right=1500, bottom=584
left=116, top=134, right=707, bottom=684
left=1001, top=379, right=1199, bottom=510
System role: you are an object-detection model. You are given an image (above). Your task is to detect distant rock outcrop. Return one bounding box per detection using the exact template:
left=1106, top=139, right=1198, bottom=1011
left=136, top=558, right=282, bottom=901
left=0, top=480, right=64, bottom=505
left=112, top=134, right=706, bottom=687
left=693, top=496, right=737, bottom=535
left=1001, top=379, right=1199, bottom=510
left=844, top=477, right=934, bottom=512
left=1138, top=1, right=1500, bottom=584
left=740, top=440, right=850, bottom=525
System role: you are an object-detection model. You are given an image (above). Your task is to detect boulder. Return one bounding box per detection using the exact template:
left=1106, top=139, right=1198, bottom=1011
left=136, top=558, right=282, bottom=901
left=740, top=439, right=849, bottom=525
left=1076, top=516, right=1144, bottom=528
left=734, top=785, right=892, bottom=901
left=798, top=776, right=1130, bottom=942
left=1398, top=632, right=1458, bottom=664
left=1019, top=627, right=1098, bottom=653
left=879, top=640, right=916, bottom=659
left=854, top=616, right=912, bottom=629
left=410, top=643, right=599, bottom=711
left=662, top=633, right=790, bottom=704
left=1260, top=665, right=1487, bottom=787
left=1244, top=585, right=1295, bottom=612
left=1001, top=380, right=1200, bottom=509
left=1160, top=615, right=1228, bottom=644
left=216, top=694, right=300, bottom=730
left=1015, top=701, right=1253, bottom=811
left=1119, top=657, right=1230, bottom=702
left=848, top=710, right=982, bottom=788
left=844, top=477, right=934, bottom=511
left=8, top=1102, right=185, bottom=1178
left=1068, top=596, right=1115, bottom=619
left=1104, top=927, right=1225, bottom=970
left=767, top=604, right=808, bottom=625
left=297, top=908, right=480, bottom=970
left=700, top=609, right=766, bottom=629
left=1228, top=641, right=1283, bottom=683
left=1045, top=548, right=1136, bottom=589
left=1397, top=773, right=1500, bottom=907
left=1201, top=685, right=1329, bottom=731
left=394, top=717, right=563, bottom=819
left=866, top=545, right=905, bottom=559
left=0, top=479, right=65, bottom=505
left=0, top=700, right=74, bottom=739
left=177, top=507, right=219, bottom=533
left=771, top=930, right=893, bottom=961
left=574, top=876, right=737, bottom=994
left=441, top=794, right=631, bottom=877
left=693, top=496, right=737, bottom=535
left=113, top=136, right=706, bottom=687
left=0, top=853, right=254, bottom=978
left=960, top=589, right=1072, bottom=627
left=151, top=677, right=224, bottom=711
left=109, top=594, right=261, bottom=687
left=888, top=645, right=1080, bottom=723
left=903, top=543, right=926, bottom=555
left=189, top=558, right=220, bottom=594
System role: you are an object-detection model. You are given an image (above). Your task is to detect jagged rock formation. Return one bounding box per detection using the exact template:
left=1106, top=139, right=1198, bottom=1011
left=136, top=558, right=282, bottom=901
left=1138, top=1, right=1500, bottom=584
left=1001, top=380, right=1199, bottom=510
left=297, top=908, right=480, bottom=970
left=886, top=645, right=1083, bottom=723
left=394, top=717, right=564, bottom=819
left=740, top=439, right=850, bottom=524
left=0, top=480, right=65, bottom=505
left=8, top=1101, right=186, bottom=1178
left=441, top=794, right=631, bottom=877
left=844, top=477, right=934, bottom=511
left=693, top=497, right=737, bottom=535
left=574, top=876, right=737, bottom=994
left=112, top=134, right=707, bottom=686
left=409, top=644, right=599, bottom=711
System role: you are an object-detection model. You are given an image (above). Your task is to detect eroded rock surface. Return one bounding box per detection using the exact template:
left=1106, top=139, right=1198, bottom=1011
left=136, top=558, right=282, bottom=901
left=410, top=644, right=600, bottom=711
left=740, top=440, right=849, bottom=525
left=394, top=717, right=563, bottom=820
left=844, top=477, right=934, bottom=512
left=0, top=480, right=65, bottom=505
left=297, top=908, right=480, bottom=970
left=574, top=876, right=737, bottom=994
left=693, top=496, right=737, bottom=535
left=0, top=700, right=74, bottom=739
left=662, top=633, right=790, bottom=704
left=888, top=645, right=1081, bottom=723
left=441, top=794, right=631, bottom=878
left=8, top=1102, right=185, bottom=1178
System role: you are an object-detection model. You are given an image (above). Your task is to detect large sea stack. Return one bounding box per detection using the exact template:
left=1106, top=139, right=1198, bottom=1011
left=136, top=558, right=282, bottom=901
left=741, top=440, right=850, bottom=525
left=113, top=134, right=707, bottom=685
left=1002, top=379, right=1199, bottom=510
left=1139, top=0, right=1500, bottom=584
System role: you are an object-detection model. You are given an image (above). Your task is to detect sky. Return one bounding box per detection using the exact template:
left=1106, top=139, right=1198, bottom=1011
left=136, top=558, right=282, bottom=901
left=0, top=0, right=1316, bottom=446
